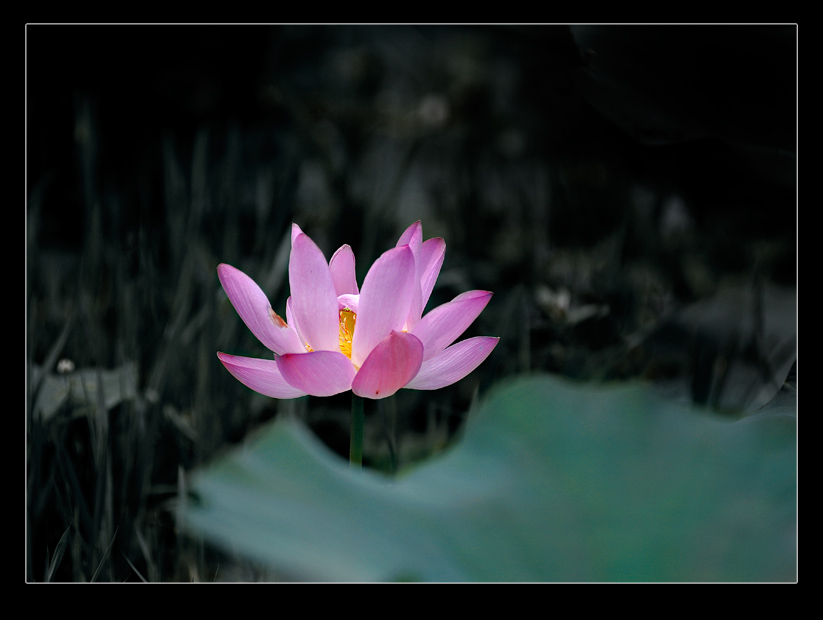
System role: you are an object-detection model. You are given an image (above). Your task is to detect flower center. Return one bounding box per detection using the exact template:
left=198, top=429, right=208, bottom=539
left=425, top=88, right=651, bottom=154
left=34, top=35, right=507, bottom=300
left=339, top=308, right=356, bottom=359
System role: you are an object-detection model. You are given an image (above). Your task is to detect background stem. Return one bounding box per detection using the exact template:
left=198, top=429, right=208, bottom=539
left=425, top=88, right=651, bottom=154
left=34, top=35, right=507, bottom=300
left=350, top=394, right=365, bottom=467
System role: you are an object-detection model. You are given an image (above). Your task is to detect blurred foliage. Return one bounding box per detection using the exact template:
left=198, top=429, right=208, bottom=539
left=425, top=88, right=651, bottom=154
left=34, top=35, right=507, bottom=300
left=184, top=374, right=796, bottom=581
left=31, top=362, right=138, bottom=423
left=26, top=25, right=795, bottom=581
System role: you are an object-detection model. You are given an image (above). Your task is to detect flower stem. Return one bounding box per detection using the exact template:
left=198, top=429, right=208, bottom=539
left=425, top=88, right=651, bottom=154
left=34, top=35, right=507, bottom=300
left=350, top=394, right=365, bottom=467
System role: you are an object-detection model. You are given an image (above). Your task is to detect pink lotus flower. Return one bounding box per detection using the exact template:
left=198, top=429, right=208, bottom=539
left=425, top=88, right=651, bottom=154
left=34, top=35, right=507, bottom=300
left=217, top=221, right=498, bottom=400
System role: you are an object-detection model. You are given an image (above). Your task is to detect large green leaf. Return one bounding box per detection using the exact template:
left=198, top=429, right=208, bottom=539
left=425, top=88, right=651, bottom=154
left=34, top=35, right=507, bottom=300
left=181, top=375, right=796, bottom=581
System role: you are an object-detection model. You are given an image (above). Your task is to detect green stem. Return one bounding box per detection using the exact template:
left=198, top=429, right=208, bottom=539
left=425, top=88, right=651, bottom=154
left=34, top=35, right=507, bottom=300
left=350, top=394, right=365, bottom=467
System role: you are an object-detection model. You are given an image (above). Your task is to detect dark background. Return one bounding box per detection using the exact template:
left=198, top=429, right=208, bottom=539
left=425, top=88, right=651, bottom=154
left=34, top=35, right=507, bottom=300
left=26, top=25, right=796, bottom=581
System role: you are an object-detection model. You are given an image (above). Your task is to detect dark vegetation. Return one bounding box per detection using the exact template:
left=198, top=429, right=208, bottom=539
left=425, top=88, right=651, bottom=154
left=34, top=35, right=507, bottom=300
left=26, top=25, right=796, bottom=581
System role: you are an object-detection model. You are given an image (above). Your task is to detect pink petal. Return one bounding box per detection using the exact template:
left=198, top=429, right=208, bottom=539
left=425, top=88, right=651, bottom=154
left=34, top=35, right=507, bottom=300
left=395, top=220, right=423, bottom=329
left=419, top=237, right=446, bottom=311
left=396, top=220, right=422, bottom=250
left=403, top=336, right=499, bottom=390
left=350, top=245, right=416, bottom=368
left=396, top=222, right=424, bottom=327
left=337, top=294, right=360, bottom=314
left=329, top=244, right=359, bottom=296
left=277, top=350, right=356, bottom=397
left=405, top=276, right=424, bottom=331
left=291, top=222, right=304, bottom=244
left=289, top=231, right=340, bottom=352
left=411, top=290, right=493, bottom=361
left=217, top=263, right=304, bottom=355
left=285, top=297, right=301, bottom=344
left=217, top=352, right=307, bottom=399
left=352, top=331, right=424, bottom=399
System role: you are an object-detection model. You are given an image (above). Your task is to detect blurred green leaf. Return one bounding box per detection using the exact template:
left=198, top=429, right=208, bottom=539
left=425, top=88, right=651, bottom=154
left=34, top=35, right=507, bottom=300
left=182, top=375, right=796, bottom=581
left=31, top=362, right=138, bottom=422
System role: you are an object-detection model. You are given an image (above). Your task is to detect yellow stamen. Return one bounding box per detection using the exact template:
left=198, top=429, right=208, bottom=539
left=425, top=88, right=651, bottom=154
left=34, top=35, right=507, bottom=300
left=339, top=308, right=356, bottom=359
